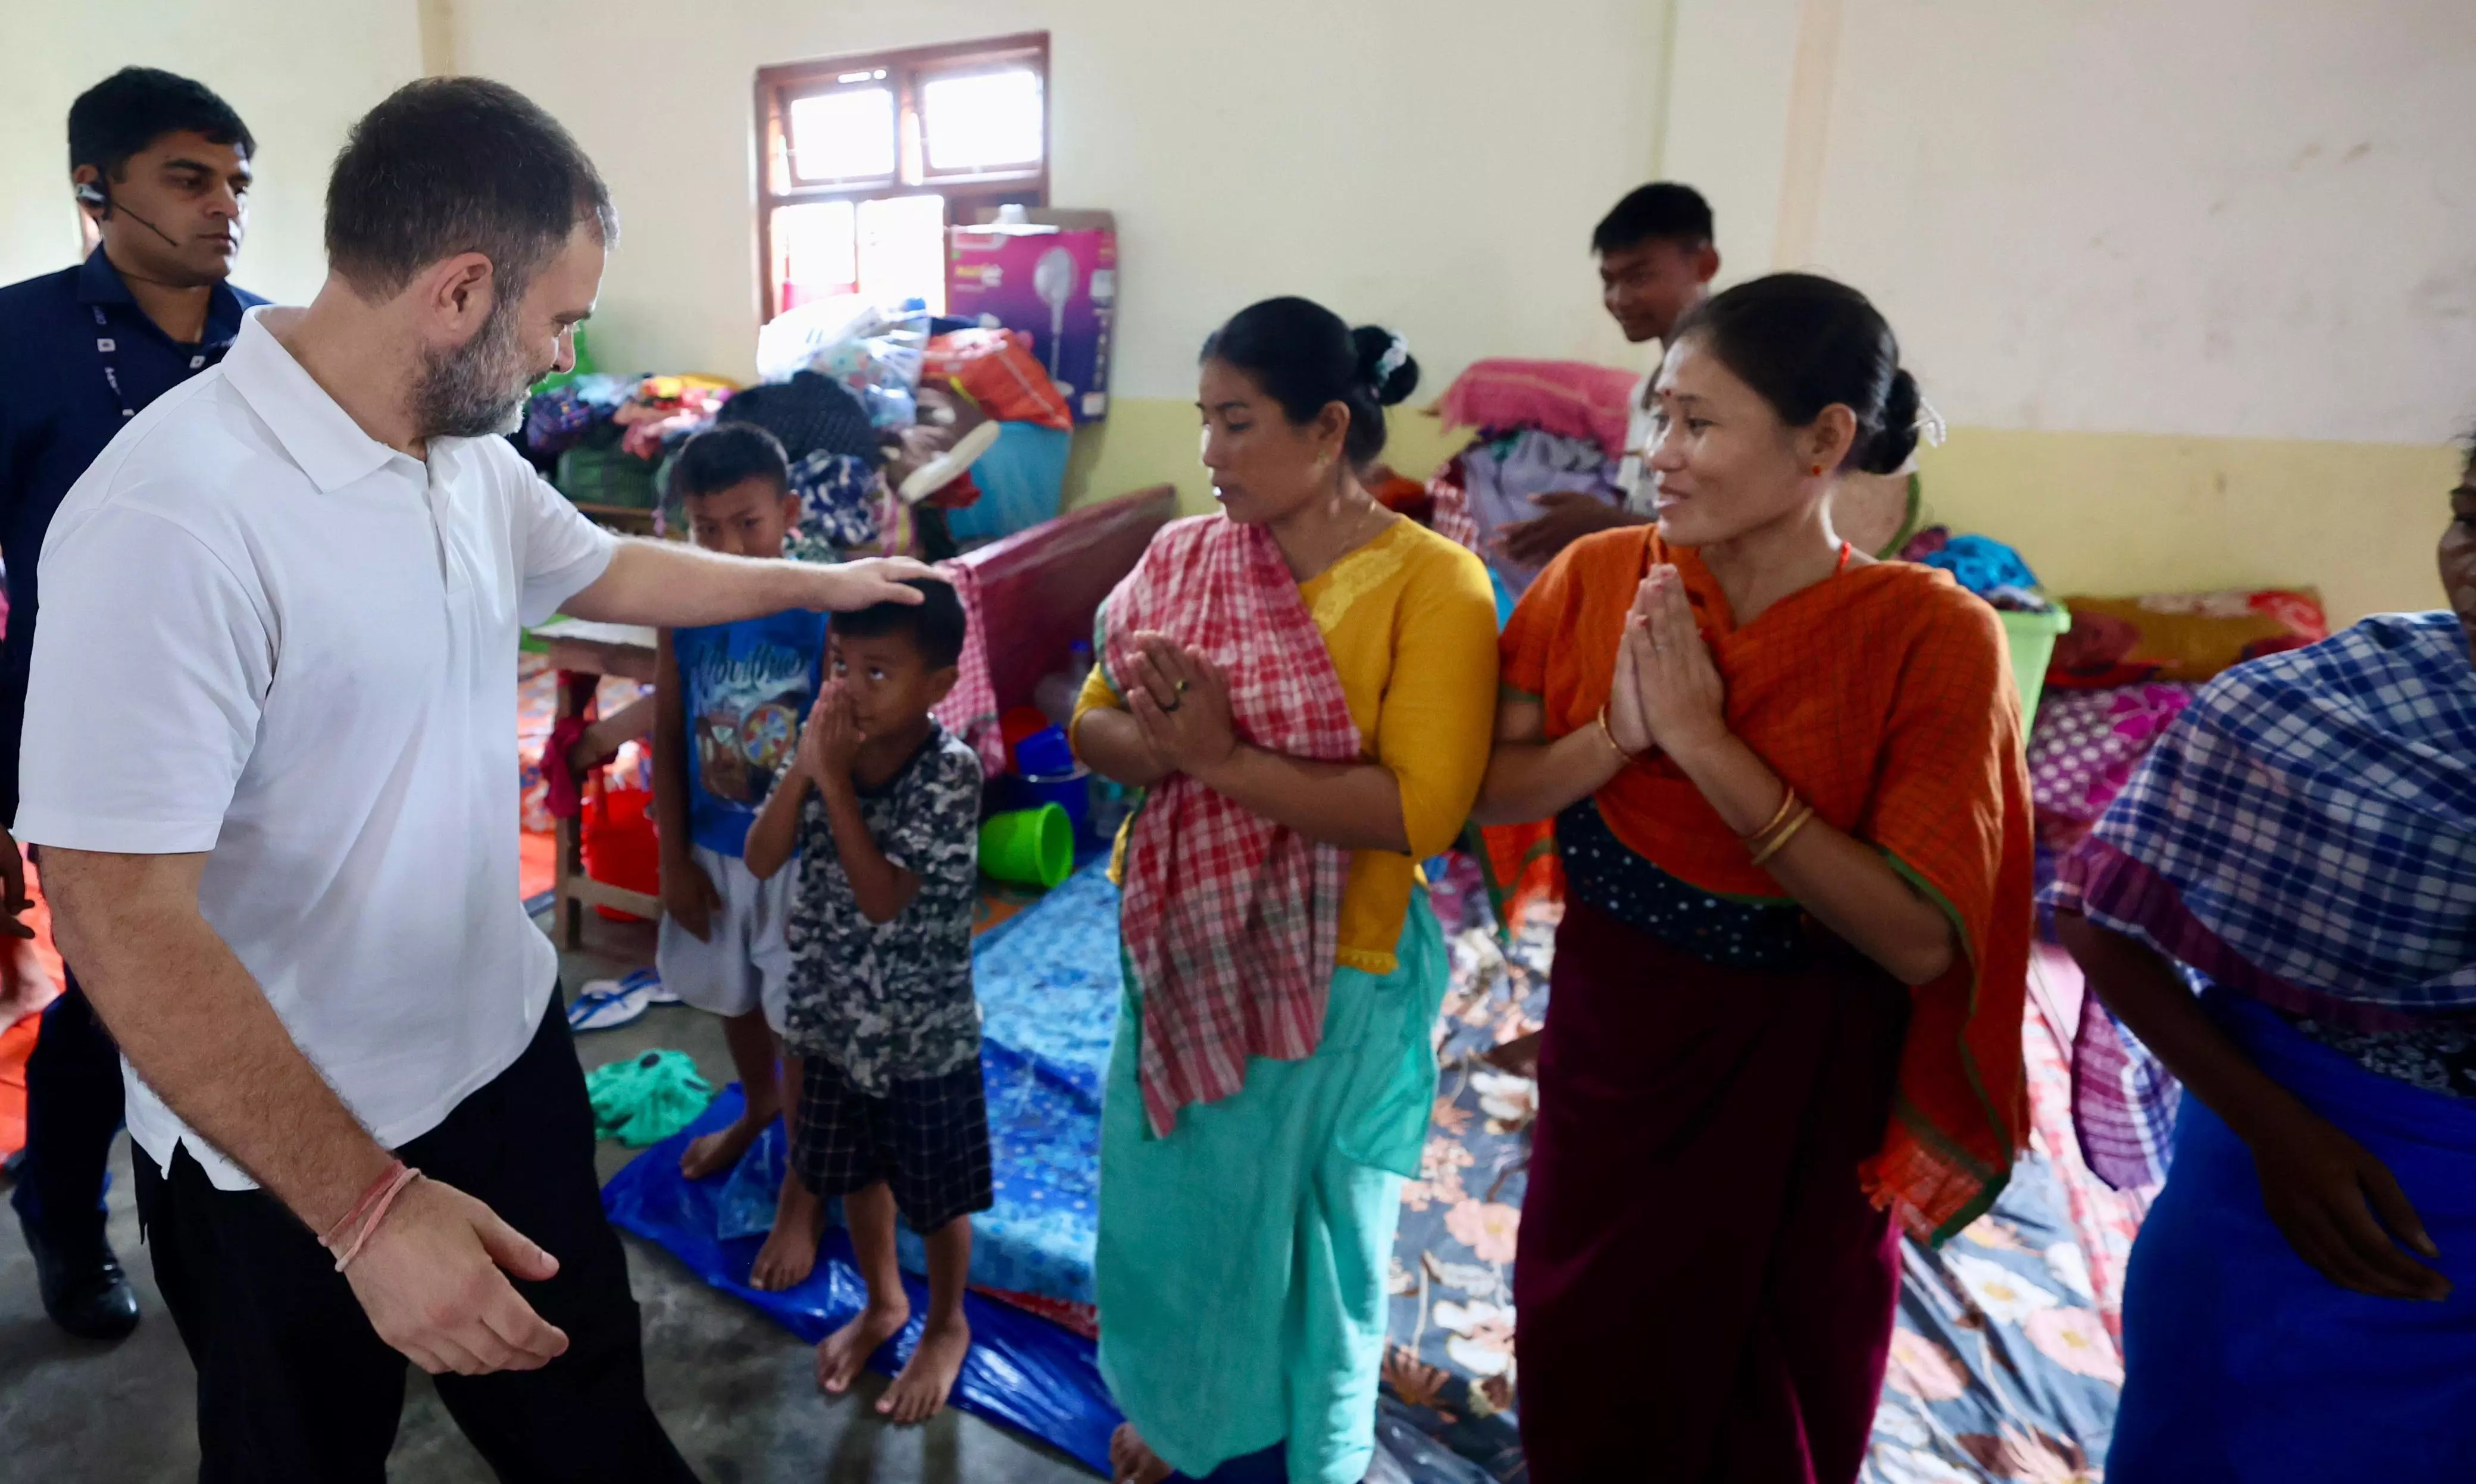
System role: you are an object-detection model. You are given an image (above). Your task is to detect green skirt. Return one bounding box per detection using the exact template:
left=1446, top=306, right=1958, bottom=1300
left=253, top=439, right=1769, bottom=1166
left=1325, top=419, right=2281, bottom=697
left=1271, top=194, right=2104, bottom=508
left=1097, top=898, right=1448, bottom=1484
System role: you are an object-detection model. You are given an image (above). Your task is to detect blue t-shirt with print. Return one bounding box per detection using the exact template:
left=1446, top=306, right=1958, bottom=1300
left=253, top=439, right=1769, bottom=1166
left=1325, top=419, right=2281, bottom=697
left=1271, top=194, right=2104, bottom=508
left=674, top=609, right=829, bottom=856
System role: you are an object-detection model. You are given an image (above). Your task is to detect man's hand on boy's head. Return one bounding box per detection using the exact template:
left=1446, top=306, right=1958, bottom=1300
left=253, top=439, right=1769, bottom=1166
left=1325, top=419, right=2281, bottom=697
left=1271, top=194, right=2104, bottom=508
left=801, top=558, right=945, bottom=613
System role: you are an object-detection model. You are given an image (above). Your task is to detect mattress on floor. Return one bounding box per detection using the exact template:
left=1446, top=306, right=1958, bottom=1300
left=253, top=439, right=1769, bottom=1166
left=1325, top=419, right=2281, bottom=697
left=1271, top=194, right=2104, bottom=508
left=962, top=860, right=1121, bottom=1300
left=1372, top=872, right=2141, bottom=1484
left=1860, top=963, right=2149, bottom=1484
left=612, top=849, right=2143, bottom=1484
left=602, top=1085, right=1120, bottom=1472
left=600, top=863, right=1130, bottom=1470
left=611, top=860, right=1122, bottom=1302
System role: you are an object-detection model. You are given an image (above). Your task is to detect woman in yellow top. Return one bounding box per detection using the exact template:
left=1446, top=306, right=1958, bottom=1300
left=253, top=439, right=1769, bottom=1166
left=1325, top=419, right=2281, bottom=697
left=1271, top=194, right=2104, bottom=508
left=1072, top=298, right=1499, bottom=1484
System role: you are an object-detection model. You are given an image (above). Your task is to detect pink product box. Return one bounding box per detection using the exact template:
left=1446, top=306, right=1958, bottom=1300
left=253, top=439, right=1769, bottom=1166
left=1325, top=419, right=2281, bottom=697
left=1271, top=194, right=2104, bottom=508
left=948, top=209, right=1117, bottom=423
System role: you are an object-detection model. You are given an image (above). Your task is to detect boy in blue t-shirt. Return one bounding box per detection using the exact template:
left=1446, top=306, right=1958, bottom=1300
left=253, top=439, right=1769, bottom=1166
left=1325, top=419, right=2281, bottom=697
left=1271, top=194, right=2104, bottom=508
left=653, top=424, right=829, bottom=1181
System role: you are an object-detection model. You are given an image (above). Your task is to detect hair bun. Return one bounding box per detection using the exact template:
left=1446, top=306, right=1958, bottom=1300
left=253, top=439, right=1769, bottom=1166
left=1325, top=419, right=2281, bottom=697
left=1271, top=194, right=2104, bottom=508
left=1860, top=367, right=1922, bottom=476
left=1349, top=324, right=1421, bottom=408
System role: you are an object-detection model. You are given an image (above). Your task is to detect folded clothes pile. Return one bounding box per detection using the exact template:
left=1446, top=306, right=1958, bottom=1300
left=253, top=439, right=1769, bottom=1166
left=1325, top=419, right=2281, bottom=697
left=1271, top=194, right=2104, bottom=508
left=1424, top=359, right=1642, bottom=599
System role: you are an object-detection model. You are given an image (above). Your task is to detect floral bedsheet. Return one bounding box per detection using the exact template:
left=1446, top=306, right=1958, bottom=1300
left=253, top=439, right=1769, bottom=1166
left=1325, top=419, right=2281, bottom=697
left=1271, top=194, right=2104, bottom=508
left=1381, top=863, right=2148, bottom=1484
left=1377, top=870, right=1547, bottom=1480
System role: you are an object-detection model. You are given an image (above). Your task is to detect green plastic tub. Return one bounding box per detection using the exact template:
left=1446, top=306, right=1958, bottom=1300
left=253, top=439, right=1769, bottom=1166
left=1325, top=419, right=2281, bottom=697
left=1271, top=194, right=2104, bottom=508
left=2000, top=608, right=2072, bottom=720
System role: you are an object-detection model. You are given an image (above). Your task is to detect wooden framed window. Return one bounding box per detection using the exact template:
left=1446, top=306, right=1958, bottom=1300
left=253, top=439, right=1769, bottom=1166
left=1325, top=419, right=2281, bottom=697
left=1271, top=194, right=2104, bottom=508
left=754, top=33, right=1049, bottom=323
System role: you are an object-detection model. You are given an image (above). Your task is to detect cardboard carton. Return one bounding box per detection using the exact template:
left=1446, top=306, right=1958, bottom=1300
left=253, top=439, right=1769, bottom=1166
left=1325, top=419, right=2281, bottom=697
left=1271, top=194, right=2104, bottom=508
left=948, top=208, right=1117, bottom=422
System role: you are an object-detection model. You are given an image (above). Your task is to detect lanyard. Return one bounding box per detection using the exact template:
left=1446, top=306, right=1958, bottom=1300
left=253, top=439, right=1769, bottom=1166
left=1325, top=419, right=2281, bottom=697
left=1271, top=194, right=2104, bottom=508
left=92, top=305, right=208, bottom=422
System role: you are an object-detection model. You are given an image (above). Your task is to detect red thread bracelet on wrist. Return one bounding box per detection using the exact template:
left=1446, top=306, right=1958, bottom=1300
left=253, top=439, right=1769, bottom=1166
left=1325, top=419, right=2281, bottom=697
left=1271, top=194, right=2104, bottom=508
left=321, top=1159, right=422, bottom=1273
left=321, top=1159, right=405, bottom=1248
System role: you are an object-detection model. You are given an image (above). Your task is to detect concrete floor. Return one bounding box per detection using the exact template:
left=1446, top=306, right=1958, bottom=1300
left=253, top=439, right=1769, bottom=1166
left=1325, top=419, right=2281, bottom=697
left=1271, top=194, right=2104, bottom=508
left=0, top=910, right=1096, bottom=1482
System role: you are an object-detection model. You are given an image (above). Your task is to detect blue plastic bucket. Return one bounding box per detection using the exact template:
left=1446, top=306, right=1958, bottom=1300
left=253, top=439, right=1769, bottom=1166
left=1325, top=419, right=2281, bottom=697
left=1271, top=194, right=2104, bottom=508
left=1005, top=767, right=1093, bottom=846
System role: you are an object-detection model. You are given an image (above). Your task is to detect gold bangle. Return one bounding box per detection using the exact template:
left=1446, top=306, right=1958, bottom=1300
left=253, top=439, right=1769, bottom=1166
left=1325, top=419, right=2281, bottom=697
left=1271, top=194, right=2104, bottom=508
left=1748, top=803, right=1816, bottom=868
left=1595, top=705, right=1636, bottom=764
left=1747, top=799, right=1813, bottom=860
left=1745, top=785, right=1804, bottom=853
left=1742, top=786, right=1799, bottom=844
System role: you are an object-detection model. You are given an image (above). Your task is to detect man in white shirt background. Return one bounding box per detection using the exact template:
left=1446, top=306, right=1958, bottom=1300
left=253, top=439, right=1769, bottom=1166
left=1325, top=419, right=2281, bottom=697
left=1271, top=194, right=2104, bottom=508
left=1494, top=182, right=1720, bottom=568
left=16, top=77, right=930, bottom=1479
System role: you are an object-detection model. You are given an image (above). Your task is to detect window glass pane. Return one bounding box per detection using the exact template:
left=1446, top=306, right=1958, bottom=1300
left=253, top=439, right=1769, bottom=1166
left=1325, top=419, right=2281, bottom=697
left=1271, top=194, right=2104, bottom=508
left=788, top=87, right=895, bottom=183
left=858, top=195, right=948, bottom=315
left=773, top=200, right=856, bottom=311
left=921, top=68, right=1043, bottom=173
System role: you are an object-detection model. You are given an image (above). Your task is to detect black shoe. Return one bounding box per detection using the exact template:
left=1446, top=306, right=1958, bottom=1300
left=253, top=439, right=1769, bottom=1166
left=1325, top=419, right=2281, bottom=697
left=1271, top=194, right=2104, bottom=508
left=18, top=1209, right=140, bottom=1341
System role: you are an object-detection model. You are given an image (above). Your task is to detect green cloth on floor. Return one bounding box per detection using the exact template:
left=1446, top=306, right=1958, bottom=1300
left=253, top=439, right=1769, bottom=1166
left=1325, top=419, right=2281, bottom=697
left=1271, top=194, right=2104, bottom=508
left=587, top=1050, right=715, bottom=1148
left=1098, top=897, right=1449, bottom=1484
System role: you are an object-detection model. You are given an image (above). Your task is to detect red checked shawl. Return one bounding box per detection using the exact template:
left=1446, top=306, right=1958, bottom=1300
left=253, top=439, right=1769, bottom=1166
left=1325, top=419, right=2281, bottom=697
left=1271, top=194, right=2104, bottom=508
left=929, top=559, right=1006, bottom=777
left=1099, top=515, right=1364, bottom=1137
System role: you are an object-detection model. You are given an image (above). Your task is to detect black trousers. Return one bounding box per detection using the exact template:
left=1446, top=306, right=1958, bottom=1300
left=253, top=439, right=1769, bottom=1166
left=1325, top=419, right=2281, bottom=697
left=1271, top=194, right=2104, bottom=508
left=10, top=970, right=123, bottom=1245
left=132, top=994, right=699, bottom=1483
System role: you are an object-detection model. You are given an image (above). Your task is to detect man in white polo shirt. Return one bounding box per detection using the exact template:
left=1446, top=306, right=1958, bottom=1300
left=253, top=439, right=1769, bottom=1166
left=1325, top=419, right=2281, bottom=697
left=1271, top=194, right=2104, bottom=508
left=16, top=79, right=923, bottom=1479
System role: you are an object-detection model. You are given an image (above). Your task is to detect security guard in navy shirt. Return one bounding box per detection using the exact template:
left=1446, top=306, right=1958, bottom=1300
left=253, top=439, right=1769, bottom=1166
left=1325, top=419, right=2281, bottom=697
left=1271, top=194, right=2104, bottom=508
left=0, top=67, right=260, bottom=1342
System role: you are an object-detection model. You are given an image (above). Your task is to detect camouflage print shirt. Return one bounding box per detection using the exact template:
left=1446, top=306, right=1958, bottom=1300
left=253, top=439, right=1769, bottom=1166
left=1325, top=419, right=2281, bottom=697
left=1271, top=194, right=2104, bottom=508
left=780, top=721, right=983, bottom=1091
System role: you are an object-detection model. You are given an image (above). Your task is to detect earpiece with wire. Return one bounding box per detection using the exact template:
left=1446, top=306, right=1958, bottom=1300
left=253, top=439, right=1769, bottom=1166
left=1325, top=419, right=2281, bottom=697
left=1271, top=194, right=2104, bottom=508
left=74, top=180, right=180, bottom=247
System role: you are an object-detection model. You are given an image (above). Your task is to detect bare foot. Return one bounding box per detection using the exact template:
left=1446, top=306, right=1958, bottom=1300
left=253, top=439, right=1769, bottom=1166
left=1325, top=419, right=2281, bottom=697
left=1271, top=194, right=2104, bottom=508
left=749, top=1179, right=826, bottom=1291
left=1109, top=1423, right=1174, bottom=1484
left=815, top=1298, right=909, bottom=1395
left=679, top=1112, right=768, bottom=1181
left=879, top=1313, right=970, bottom=1424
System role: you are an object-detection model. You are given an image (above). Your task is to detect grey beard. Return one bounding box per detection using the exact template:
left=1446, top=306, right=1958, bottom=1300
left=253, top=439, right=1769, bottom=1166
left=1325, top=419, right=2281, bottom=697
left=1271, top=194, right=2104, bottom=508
left=412, top=300, right=533, bottom=440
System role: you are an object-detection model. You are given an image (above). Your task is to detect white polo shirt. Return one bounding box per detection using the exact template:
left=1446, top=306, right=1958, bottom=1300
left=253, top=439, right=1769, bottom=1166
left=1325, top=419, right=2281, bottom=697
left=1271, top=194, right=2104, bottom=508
left=16, top=306, right=617, bottom=1191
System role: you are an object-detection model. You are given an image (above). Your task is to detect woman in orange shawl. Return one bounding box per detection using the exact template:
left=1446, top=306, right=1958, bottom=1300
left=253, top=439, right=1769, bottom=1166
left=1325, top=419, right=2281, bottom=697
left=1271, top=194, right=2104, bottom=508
left=1474, top=274, right=2033, bottom=1484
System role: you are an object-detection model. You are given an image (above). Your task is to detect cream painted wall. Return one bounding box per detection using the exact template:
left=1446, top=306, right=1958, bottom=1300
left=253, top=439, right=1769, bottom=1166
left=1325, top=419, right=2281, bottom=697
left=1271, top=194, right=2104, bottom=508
left=445, top=0, right=1668, bottom=395
left=1916, top=432, right=2459, bottom=634
left=1658, top=0, right=1805, bottom=281
left=1654, top=0, right=2475, bottom=621
left=14, top=1, right=2464, bottom=622
left=0, top=0, right=421, bottom=304
left=1809, top=0, right=2476, bottom=447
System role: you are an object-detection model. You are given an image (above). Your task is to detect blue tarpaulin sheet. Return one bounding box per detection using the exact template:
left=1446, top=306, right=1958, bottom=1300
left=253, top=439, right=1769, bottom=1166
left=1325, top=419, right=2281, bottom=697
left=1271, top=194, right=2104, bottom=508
left=602, top=863, right=1129, bottom=1470
left=602, top=1085, right=1121, bottom=1472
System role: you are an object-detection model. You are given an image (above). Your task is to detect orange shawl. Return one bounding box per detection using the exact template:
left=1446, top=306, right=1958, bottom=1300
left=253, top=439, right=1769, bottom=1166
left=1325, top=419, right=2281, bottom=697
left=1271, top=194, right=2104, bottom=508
left=1493, top=528, right=2034, bottom=1242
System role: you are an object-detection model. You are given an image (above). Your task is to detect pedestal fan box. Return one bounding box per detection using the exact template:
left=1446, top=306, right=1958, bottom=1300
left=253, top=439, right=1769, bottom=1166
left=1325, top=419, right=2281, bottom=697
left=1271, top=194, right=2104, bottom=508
left=948, top=209, right=1116, bottom=424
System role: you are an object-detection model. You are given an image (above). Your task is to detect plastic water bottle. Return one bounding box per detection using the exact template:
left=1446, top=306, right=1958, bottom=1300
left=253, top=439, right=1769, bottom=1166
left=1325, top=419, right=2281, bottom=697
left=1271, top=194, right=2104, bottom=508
left=1088, top=775, right=1132, bottom=843
left=1033, top=675, right=1078, bottom=728
left=1033, top=640, right=1097, bottom=729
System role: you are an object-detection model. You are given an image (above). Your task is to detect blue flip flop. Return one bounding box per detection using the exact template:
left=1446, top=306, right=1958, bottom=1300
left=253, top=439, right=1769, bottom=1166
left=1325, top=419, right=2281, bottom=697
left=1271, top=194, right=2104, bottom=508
left=568, top=976, right=652, bottom=1032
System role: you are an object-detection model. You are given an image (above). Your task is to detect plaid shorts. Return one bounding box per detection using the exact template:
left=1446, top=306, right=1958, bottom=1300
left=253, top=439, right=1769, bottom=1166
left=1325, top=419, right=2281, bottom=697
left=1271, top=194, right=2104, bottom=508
left=792, top=1054, right=993, bottom=1235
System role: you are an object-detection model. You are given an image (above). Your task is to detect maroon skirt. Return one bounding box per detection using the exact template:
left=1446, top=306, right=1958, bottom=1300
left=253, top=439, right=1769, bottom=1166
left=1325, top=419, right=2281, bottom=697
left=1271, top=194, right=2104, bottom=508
left=1514, top=897, right=1910, bottom=1484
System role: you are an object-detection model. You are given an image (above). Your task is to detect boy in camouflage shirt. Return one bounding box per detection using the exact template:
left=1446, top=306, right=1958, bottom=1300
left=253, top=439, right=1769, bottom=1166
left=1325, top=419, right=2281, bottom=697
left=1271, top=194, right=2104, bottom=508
left=744, top=578, right=986, bottom=1424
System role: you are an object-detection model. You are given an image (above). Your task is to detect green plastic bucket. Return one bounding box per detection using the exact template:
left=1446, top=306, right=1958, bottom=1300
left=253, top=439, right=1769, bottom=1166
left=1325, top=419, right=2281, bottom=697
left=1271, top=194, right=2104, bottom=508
left=980, top=803, right=1073, bottom=890
left=2000, top=608, right=2072, bottom=720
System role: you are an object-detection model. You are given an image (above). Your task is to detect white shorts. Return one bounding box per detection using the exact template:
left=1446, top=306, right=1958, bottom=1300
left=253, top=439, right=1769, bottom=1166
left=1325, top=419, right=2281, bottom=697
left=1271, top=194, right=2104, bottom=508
left=656, top=844, right=796, bottom=1034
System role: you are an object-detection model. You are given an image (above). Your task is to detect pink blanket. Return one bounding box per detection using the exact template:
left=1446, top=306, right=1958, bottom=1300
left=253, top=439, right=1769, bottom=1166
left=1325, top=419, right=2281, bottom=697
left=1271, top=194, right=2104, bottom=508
left=1432, top=358, right=1640, bottom=461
